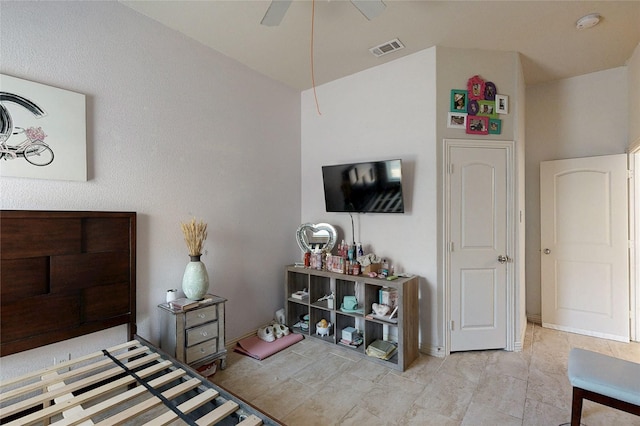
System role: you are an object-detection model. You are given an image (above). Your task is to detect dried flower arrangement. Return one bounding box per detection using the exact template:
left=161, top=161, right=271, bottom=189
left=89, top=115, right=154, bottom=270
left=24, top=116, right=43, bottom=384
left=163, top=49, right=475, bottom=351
left=180, top=218, right=208, bottom=256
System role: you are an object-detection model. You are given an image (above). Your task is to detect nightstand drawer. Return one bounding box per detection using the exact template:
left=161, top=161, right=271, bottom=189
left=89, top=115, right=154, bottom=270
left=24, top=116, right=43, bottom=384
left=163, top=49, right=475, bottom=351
left=186, top=338, right=219, bottom=364
left=185, top=305, right=217, bottom=328
left=186, top=321, right=219, bottom=346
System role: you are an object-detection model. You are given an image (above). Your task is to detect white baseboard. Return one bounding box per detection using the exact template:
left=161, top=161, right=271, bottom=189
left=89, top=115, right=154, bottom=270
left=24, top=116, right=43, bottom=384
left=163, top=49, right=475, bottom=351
left=232, top=332, right=449, bottom=359
left=225, top=329, right=257, bottom=351
left=420, top=343, right=446, bottom=358
left=542, top=322, right=629, bottom=343
left=512, top=340, right=523, bottom=352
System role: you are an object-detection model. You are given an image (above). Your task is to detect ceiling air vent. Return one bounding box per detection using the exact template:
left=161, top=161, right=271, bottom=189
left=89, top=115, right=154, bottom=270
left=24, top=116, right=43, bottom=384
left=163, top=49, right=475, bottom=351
left=369, top=38, right=405, bottom=58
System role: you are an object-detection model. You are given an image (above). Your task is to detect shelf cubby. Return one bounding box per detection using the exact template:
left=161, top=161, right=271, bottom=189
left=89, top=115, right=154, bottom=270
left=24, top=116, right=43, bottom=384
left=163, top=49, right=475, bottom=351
left=287, top=270, right=308, bottom=294
left=309, top=274, right=332, bottom=302
left=310, top=306, right=335, bottom=343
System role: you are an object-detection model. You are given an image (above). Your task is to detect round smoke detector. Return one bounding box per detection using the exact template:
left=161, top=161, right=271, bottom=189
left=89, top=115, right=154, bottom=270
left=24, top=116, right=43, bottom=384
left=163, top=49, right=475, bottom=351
left=576, top=13, right=601, bottom=30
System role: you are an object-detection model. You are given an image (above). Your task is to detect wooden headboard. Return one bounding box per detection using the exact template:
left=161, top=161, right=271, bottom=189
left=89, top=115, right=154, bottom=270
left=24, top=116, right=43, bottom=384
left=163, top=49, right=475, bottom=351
left=0, top=210, right=136, bottom=356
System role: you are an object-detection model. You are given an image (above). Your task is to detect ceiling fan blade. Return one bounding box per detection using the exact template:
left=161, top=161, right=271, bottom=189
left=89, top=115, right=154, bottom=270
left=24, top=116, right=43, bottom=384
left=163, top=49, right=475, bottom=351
left=350, top=0, right=386, bottom=20
left=260, top=0, right=293, bottom=27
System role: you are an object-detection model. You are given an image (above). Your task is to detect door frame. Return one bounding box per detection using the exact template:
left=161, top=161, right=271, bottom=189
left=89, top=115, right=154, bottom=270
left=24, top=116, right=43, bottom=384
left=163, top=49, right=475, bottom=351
left=629, top=142, right=640, bottom=342
left=442, top=139, right=516, bottom=355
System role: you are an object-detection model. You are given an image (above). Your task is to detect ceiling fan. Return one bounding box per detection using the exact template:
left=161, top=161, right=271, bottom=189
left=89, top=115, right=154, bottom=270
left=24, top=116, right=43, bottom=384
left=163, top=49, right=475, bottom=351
left=260, top=0, right=386, bottom=26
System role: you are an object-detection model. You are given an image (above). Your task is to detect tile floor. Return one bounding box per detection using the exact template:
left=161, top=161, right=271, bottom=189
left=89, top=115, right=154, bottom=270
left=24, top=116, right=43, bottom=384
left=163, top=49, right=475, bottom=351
left=210, top=323, right=640, bottom=425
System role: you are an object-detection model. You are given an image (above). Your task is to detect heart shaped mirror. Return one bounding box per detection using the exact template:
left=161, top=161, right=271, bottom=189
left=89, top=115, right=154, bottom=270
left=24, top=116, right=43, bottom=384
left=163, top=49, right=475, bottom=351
left=296, top=223, right=338, bottom=253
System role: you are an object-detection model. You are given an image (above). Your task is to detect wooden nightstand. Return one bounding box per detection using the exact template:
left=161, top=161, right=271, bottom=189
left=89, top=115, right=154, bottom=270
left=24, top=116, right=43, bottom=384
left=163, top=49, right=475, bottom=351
left=158, top=294, right=227, bottom=374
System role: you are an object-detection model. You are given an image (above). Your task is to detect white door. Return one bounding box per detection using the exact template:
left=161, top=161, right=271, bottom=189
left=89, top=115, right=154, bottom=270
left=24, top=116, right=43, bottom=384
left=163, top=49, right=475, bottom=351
left=540, top=154, right=629, bottom=342
left=447, top=142, right=511, bottom=352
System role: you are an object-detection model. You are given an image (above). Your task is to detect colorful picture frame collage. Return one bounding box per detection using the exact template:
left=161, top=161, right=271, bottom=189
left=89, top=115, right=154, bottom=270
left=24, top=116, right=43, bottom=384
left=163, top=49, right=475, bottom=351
left=448, top=74, right=508, bottom=135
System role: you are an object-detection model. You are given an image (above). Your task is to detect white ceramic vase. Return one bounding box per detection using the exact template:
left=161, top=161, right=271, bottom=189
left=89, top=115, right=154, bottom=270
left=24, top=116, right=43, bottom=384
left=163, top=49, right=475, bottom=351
left=182, top=254, right=209, bottom=300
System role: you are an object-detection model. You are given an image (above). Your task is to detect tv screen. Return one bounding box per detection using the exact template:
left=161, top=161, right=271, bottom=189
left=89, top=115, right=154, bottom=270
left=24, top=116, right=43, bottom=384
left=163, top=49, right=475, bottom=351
left=322, top=159, right=405, bottom=213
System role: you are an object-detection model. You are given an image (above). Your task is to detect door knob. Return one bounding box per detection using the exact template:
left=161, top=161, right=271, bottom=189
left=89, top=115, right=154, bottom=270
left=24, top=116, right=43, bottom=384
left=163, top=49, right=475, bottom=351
left=498, top=255, right=508, bottom=264
left=543, top=248, right=551, bottom=255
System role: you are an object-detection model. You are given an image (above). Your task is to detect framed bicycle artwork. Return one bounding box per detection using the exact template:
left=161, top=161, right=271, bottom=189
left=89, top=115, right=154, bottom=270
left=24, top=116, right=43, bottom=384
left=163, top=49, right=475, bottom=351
left=0, top=74, right=86, bottom=181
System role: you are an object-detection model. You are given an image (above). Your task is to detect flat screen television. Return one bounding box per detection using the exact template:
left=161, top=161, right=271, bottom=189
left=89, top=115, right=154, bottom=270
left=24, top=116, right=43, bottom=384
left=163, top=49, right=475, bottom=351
left=322, top=159, right=405, bottom=213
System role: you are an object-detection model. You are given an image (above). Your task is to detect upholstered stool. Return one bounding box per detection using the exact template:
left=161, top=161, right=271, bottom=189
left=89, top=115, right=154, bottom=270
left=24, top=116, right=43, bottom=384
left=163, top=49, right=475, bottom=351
left=568, top=348, right=640, bottom=426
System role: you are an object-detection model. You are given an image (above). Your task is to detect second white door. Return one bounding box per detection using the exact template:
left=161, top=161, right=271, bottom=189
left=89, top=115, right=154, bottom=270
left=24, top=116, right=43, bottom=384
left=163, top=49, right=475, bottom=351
left=540, top=154, right=629, bottom=342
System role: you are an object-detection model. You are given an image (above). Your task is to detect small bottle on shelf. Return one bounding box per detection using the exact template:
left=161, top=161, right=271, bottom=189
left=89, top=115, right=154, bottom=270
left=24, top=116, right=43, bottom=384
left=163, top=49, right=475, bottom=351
left=381, top=259, right=389, bottom=277
left=353, top=262, right=360, bottom=275
left=315, top=246, right=322, bottom=270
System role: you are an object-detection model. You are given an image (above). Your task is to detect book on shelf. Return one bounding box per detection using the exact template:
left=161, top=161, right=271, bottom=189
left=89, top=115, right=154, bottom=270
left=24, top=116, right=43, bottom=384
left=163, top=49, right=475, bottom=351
left=291, top=290, right=309, bottom=300
left=338, top=337, right=363, bottom=348
left=365, top=313, right=398, bottom=324
left=169, top=297, right=199, bottom=310
left=365, top=339, right=397, bottom=360
left=365, top=306, right=399, bottom=323
left=379, top=287, right=398, bottom=310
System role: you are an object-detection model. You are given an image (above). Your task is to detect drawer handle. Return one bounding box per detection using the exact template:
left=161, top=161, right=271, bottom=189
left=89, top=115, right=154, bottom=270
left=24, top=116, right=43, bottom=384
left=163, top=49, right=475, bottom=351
left=198, top=313, right=206, bottom=319
left=200, top=348, right=205, bottom=353
left=201, top=331, right=208, bottom=337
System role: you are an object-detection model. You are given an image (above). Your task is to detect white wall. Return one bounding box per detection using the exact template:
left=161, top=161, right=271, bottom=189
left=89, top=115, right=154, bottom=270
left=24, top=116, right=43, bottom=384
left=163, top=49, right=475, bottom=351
left=301, top=48, right=439, bottom=351
left=525, top=67, right=629, bottom=320
left=434, top=47, right=524, bottom=350
left=627, top=42, right=640, bottom=340
left=301, top=46, right=524, bottom=353
left=629, top=43, right=640, bottom=148
left=515, top=56, right=528, bottom=344
left=0, top=1, right=301, bottom=379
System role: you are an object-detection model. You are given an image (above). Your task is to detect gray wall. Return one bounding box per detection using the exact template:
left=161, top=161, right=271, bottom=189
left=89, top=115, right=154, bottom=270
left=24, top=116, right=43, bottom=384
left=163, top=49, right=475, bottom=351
left=0, top=1, right=301, bottom=378
left=629, top=43, right=640, bottom=148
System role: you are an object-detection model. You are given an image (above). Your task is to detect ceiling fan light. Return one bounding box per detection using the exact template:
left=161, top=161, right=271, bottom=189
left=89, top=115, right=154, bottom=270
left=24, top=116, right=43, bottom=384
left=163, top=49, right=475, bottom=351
left=351, top=0, right=386, bottom=21
left=576, top=13, right=601, bottom=30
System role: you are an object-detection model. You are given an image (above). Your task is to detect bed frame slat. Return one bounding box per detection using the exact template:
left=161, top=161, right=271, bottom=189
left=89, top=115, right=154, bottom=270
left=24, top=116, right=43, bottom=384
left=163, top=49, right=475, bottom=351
left=0, top=341, right=140, bottom=389
left=238, top=415, right=264, bottom=426
left=3, top=337, right=280, bottom=425
left=93, top=377, right=203, bottom=426
left=144, top=388, right=222, bottom=426
left=53, top=367, right=188, bottom=426
left=194, top=400, right=240, bottom=426
left=1, top=353, right=160, bottom=419
left=6, top=361, right=178, bottom=426
left=1, top=345, right=149, bottom=403
left=45, top=372, right=95, bottom=426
